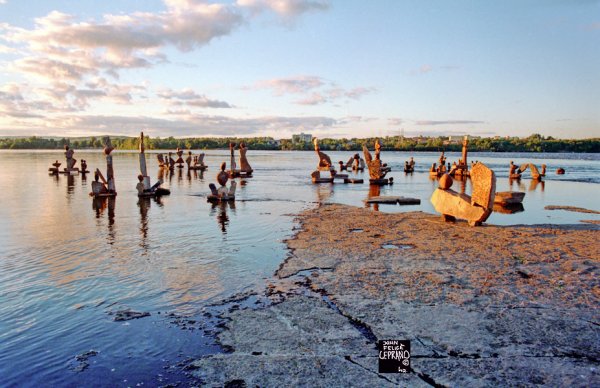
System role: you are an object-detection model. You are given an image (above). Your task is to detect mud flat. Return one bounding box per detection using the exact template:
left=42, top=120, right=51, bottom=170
left=192, top=204, right=599, bottom=387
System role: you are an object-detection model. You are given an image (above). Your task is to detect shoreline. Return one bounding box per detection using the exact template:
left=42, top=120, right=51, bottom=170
left=1, top=148, right=599, bottom=154
left=191, top=204, right=599, bottom=386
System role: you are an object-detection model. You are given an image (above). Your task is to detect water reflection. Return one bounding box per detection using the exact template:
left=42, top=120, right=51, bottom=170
left=185, top=169, right=207, bottom=186
left=211, top=201, right=236, bottom=233
left=66, top=174, right=75, bottom=196
left=529, top=179, right=545, bottom=192
left=177, top=168, right=183, bottom=185
left=493, top=203, right=525, bottom=214
left=139, top=197, right=150, bottom=245
left=453, top=174, right=468, bottom=194
left=92, top=196, right=116, bottom=227
left=509, top=177, right=526, bottom=191
left=138, top=196, right=164, bottom=254
left=4, top=149, right=597, bottom=387
left=366, top=185, right=381, bottom=211
left=186, top=169, right=205, bottom=183
left=315, top=183, right=333, bottom=203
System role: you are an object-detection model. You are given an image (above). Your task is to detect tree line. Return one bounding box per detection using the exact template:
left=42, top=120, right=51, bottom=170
left=1, top=134, right=598, bottom=153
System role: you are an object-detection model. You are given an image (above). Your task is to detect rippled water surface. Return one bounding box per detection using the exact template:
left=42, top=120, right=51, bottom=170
left=0, top=149, right=598, bottom=386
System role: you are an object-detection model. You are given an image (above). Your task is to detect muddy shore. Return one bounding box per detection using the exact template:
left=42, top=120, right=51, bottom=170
left=192, top=204, right=599, bottom=387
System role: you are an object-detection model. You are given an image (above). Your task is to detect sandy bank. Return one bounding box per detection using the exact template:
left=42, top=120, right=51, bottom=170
left=192, top=204, right=599, bottom=387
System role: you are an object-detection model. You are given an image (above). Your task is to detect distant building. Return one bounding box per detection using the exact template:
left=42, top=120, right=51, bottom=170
left=292, top=133, right=313, bottom=144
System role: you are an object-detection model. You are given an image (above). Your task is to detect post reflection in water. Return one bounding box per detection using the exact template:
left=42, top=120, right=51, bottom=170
left=314, top=183, right=333, bottom=203
left=509, top=177, right=526, bottom=191
left=92, top=196, right=116, bottom=243
left=529, top=179, right=545, bottom=192
left=453, top=174, right=467, bottom=194
left=211, top=201, right=236, bottom=234
left=137, top=196, right=164, bottom=253
left=177, top=168, right=183, bottom=184
left=366, top=184, right=381, bottom=211
left=51, top=172, right=60, bottom=187
left=185, top=169, right=205, bottom=184
left=66, top=174, right=75, bottom=196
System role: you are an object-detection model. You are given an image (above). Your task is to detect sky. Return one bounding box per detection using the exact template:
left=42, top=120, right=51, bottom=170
left=0, top=0, right=598, bottom=139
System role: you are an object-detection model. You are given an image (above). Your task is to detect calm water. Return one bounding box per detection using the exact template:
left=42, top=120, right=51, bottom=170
left=0, top=150, right=599, bottom=387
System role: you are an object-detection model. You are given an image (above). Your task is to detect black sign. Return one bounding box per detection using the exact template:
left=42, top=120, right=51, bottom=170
left=378, top=340, right=411, bottom=373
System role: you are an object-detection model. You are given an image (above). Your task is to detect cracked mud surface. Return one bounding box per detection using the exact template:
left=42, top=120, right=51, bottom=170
left=192, top=204, right=599, bottom=387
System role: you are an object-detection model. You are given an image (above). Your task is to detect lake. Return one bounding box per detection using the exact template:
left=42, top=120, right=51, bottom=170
left=1, top=149, right=598, bottom=386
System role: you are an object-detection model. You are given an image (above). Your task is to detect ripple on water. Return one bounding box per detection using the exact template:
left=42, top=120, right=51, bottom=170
left=0, top=150, right=598, bottom=386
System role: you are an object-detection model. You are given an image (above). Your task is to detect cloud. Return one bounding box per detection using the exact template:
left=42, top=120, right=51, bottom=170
left=0, top=0, right=329, bottom=123
left=0, top=83, right=67, bottom=118
left=28, top=113, right=338, bottom=137
left=295, top=92, right=327, bottom=105
left=345, top=87, right=376, bottom=100
left=237, top=0, right=329, bottom=18
left=250, top=75, right=325, bottom=95
left=337, top=116, right=377, bottom=125
left=250, top=75, right=375, bottom=105
left=415, top=120, right=485, bottom=126
left=410, top=64, right=460, bottom=75
left=0, top=77, right=146, bottom=121
left=387, top=118, right=404, bottom=126
left=2, top=1, right=328, bottom=73
left=401, top=129, right=496, bottom=137
left=157, top=88, right=233, bottom=108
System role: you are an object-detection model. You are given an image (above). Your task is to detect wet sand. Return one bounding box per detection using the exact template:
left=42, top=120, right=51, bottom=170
left=192, top=204, right=599, bottom=386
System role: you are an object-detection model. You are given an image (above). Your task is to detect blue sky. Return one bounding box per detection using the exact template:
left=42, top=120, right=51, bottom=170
left=0, top=0, right=598, bottom=139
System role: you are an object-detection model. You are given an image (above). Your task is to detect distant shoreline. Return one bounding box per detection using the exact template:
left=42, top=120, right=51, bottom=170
left=2, top=148, right=599, bottom=154
left=1, top=134, right=599, bottom=153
